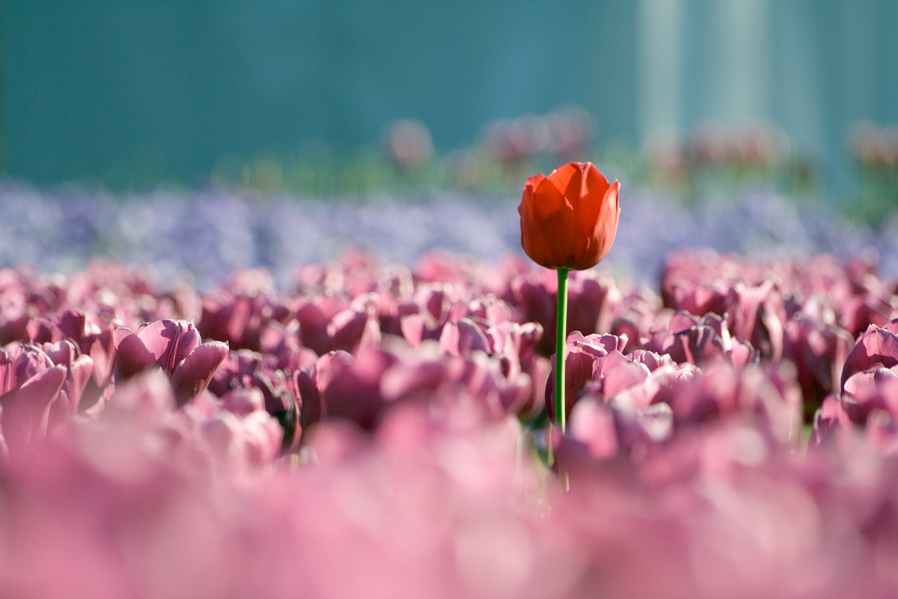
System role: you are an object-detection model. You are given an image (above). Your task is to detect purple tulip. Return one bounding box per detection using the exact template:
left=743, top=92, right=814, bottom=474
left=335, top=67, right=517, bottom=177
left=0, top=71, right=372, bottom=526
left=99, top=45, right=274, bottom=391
left=314, top=349, right=388, bottom=430
left=840, top=320, right=898, bottom=390
left=294, top=293, right=350, bottom=355
left=207, top=349, right=304, bottom=453
left=509, top=269, right=620, bottom=357
left=545, top=332, right=628, bottom=420
left=438, top=318, right=490, bottom=357
left=643, top=311, right=758, bottom=368
left=114, top=319, right=228, bottom=406
left=326, top=298, right=382, bottom=354
left=41, top=340, right=94, bottom=416
left=784, top=317, right=853, bottom=419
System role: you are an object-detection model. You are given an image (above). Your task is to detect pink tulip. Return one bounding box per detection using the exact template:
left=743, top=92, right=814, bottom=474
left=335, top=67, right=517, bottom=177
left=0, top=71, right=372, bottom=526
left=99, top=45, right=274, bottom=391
left=114, top=319, right=228, bottom=406
left=841, top=320, right=898, bottom=390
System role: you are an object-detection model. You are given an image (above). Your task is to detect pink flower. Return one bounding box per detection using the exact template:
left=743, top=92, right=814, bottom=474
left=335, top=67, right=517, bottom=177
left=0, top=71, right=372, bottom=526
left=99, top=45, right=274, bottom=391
left=0, top=341, right=96, bottom=455
left=114, top=319, right=228, bottom=406
left=510, top=269, right=620, bottom=357
left=210, top=350, right=303, bottom=453
left=783, top=317, right=853, bottom=418
left=644, top=311, right=756, bottom=368
left=840, top=320, right=898, bottom=390
left=0, top=353, right=67, bottom=456
left=545, top=332, right=628, bottom=420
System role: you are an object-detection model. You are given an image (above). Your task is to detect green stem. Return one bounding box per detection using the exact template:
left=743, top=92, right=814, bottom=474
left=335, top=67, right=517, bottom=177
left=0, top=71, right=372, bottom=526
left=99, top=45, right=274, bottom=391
left=555, top=268, right=569, bottom=433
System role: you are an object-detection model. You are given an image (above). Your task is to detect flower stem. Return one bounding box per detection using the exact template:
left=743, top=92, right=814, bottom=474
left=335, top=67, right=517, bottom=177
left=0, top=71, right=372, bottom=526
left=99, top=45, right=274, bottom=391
left=556, top=268, right=569, bottom=433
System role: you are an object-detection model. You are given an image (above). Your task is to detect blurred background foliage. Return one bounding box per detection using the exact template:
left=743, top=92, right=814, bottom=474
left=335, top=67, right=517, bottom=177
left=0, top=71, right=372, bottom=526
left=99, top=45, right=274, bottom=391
left=0, top=0, right=897, bottom=219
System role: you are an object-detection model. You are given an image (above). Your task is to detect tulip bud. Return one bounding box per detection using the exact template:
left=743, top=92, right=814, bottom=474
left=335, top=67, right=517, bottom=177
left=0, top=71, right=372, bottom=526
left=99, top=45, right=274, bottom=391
left=518, top=162, right=620, bottom=271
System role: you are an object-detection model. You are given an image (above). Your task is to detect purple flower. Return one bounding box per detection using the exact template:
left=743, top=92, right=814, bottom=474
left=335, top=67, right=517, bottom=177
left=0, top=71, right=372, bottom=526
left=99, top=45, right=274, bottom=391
left=783, top=316, right=853, bottom=419
left=840, top=320, right=898, bottom=390
left=209, top=349, right=304, bottom=453
left=643, top=311, right=757, bottom=368
left=509, top=269, right=620, bottom=357
left=545, top=332, right=628, bottom=420
left=0, top=344, right=73, bottom=455
left=114, top=319, right=228, bottom=406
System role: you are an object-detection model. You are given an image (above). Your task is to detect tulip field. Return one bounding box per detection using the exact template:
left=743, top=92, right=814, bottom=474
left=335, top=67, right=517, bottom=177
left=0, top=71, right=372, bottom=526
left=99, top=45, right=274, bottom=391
left=4, top=178, right=898, bottom=598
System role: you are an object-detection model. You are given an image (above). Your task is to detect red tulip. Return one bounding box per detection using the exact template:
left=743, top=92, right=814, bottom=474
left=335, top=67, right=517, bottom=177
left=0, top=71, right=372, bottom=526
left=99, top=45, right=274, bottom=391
left=518, top=161, right=620, bottom=271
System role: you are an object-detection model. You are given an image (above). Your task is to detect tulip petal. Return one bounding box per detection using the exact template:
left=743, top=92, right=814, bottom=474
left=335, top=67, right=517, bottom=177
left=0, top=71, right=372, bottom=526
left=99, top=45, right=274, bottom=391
left=546, top=162, right=582, bottom=209
left=519, top=175, right=566, bottom=268
left=65, top=354, right=95, bottom=412
left=841, top=324, right=898, bottom=389
left=115, top=330, right=158, bottom=380
left=0, top=365, right=67, bottom=455
left=593, top=180, right=621, bottom=264
left=171, top=341, right=229, bottom=406
left=134, top=320, right=174, bottom=362
left=539, top=172, right=580, bottom=264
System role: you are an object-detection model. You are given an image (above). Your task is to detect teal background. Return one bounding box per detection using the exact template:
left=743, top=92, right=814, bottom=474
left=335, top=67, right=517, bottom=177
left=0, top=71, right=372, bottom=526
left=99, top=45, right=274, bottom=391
left=1, top=0, right=897, bottom=193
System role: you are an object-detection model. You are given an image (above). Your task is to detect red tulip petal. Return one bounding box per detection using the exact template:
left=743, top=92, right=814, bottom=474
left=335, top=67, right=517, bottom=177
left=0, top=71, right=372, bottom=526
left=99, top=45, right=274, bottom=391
left=545, top=162, right=583, bottom=209
left=582, top=161, right=612, bottom=198
left=537, top=170, right=580, bottom=264
left=519, top=175, right=564, bottom=269
left=592, top=179, right=621, bottom=264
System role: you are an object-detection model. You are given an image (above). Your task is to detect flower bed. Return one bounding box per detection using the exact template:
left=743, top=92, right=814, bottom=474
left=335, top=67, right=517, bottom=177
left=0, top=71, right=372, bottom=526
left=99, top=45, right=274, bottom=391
left=3, top=182, right=898, bottom=597
left=0, top=237, right=898, bottom=597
